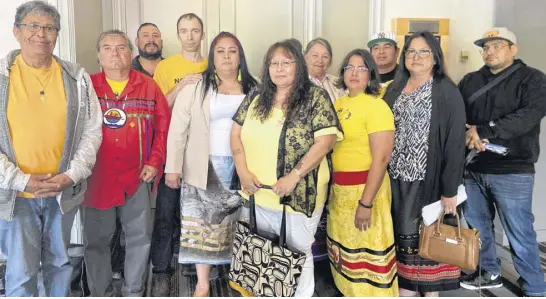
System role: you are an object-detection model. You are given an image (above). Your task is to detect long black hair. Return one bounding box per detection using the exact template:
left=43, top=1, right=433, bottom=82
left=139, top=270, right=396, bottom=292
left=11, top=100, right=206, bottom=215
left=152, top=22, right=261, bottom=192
left=253, top=40, right=312, bottom=122
left=201, top=32, right=257, bottom=101
left=335, top=49, right=381, bottom=96
left=387, top=31, right=450, bottom=93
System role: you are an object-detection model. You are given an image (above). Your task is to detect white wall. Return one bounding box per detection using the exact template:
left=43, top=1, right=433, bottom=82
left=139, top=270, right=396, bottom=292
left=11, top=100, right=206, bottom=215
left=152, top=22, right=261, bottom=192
left=382, top=0, right=495, bottom=82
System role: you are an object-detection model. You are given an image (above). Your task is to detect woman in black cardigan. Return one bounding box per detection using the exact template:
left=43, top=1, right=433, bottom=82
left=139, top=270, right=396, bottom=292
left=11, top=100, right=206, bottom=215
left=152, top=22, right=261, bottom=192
left=383, top=31, right=466, bottom=296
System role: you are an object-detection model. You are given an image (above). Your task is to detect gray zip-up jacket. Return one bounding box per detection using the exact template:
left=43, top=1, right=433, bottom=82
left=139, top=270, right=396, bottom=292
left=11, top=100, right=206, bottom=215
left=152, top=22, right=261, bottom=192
left=0, top=50, right=103, bottom=221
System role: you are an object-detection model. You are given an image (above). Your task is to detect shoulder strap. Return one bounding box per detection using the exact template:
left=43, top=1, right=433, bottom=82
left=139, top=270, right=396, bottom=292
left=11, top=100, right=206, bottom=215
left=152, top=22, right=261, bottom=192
left=466, top=64, right=522, bottom=106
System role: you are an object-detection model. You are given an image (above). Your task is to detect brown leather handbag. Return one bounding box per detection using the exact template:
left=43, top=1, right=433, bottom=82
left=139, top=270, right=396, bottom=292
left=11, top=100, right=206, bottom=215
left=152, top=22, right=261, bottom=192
left=418, top=211, right=481, bottom=270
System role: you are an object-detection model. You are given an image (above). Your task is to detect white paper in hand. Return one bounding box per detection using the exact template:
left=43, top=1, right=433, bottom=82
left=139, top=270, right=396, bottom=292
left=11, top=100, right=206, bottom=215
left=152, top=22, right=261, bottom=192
left=421, top=184, right=467, bottom=226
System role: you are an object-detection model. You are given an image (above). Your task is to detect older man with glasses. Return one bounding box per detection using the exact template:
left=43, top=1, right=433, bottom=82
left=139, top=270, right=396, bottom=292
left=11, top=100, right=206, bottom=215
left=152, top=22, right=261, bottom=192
left=0, top=1, right=102, bottom=296
left=459, top=27, right=546, bottom=297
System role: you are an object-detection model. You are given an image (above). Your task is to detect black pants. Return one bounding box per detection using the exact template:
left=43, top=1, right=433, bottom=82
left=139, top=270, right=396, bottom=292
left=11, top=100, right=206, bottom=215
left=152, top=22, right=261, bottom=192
left=151, top=174, right=181, bottom=274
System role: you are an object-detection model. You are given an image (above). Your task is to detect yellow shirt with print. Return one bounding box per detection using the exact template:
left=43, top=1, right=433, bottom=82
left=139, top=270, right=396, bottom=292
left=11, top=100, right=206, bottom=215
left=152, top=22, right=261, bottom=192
left=106, top=77, right=128, bottom=96
left=240, top=100, right=343, bottom=214
left=7, top=55, right=67, bottom=198
left=333, top=92, right=394, bottom=172
left=153, top=54, right=208, bottom=94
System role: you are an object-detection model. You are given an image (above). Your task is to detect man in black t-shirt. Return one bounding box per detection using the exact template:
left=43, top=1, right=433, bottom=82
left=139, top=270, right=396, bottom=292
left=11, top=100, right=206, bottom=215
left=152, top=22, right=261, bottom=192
left=131, top=22, right=164, bottom=78
left=368, top=31, right=399, bottom=84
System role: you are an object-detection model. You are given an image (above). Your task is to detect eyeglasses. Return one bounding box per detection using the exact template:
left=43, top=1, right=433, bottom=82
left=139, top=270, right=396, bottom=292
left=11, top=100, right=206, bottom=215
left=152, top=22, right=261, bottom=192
left=479, top=43, right=511, bottom=54
left=405, top=49, right=432, bottom=59
left=269, top=60, right=296, bottom=69
left=343, top=65, right=369, bottom=73
left=18, top=23, right=58, bottom=35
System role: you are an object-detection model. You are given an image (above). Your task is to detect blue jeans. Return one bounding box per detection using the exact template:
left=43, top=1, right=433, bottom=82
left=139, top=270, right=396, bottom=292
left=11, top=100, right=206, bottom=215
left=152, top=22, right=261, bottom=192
left=210, top=155, right=235, bottom=190
left=0, top=197, right=77, bottom=297
left=464, top=172, right=546, bottom=296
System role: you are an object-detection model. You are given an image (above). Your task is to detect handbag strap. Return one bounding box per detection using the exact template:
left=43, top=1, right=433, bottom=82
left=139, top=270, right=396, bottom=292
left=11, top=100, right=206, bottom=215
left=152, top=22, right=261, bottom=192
left=466, top=64, right=521, bottom=107
left=248, top=185, right=290, bottom=248
left=248, top=185, right=273, bottom=234
left=437, top=211, right=463, bottom=239
left=279, top=204, right=288, bottom=247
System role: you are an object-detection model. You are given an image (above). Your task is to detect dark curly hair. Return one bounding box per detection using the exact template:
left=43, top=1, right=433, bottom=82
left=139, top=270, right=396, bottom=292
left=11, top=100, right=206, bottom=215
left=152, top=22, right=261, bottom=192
left=253, top=40, right=312, bottom=122
left=201, top=32, right=257, bottom=102
left=335, top=49, right=381, bottom=96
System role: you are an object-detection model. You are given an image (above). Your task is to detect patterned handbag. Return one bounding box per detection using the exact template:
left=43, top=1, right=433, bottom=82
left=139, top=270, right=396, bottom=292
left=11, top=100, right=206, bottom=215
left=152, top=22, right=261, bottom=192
left=228, top=186, right=306, bottom=297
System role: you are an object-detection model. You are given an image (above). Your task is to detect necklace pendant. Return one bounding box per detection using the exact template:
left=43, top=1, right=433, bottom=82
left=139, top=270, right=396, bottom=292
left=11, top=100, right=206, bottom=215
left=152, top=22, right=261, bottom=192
left=40, top=90, right=45, bottom=101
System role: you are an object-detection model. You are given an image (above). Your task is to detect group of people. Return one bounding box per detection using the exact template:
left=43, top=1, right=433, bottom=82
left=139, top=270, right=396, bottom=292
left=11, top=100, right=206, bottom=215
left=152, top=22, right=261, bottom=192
left=0, top=1, right=545, bottom=297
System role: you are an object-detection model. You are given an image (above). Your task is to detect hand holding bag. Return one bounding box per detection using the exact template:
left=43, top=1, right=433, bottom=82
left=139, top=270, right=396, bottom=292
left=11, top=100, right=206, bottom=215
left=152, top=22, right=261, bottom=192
left=229, top=186, right=306, bottom=297
left=418, top=211, right=480, bottom=271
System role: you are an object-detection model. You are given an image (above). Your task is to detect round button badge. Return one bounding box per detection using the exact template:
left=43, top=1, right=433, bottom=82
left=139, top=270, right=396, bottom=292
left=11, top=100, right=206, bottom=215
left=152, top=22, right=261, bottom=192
left=103, top=108, right=127, bottom=129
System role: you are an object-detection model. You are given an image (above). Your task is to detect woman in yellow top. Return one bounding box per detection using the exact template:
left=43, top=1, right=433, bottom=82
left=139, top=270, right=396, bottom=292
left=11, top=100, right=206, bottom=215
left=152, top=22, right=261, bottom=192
left=327, top=49, right=398, bottom=296
left=230, top=39, right=342, bottom=297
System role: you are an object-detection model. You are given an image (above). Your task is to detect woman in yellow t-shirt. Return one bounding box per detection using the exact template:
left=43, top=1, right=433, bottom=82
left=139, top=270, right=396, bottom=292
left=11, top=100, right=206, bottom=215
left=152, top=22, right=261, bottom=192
left=327, top=49, right=398, bottom=296
left=230, top=40, right=342, bottom=297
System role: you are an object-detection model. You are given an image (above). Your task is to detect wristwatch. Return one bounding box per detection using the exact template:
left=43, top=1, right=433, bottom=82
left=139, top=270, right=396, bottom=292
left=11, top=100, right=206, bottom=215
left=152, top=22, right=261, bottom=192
left=358, top=201, right=373, bottom=209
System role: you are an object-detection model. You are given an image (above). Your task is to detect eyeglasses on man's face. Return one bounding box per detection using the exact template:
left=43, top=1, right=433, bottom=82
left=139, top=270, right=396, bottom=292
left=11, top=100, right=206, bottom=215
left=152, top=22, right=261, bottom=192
left=18, top=23, right=58, bottom=35
left=479, top=42, right=511, bottom=54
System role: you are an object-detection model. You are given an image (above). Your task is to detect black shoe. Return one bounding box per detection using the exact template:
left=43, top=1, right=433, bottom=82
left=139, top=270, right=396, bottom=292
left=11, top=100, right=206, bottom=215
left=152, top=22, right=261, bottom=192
left=151, top=273, right=171, bottom=297
left=460, top=270, right=503, bottom=290
left=459, top=270, right=478, bottom=282
left=112, top=270, right=123, bottom=280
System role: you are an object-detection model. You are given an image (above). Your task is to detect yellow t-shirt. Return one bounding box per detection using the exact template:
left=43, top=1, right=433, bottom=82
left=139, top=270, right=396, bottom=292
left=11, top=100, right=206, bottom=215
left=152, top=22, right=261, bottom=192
left=7, top=55, right=67, bottom=198
left=106, top=77, right=128, bottom=96
left=240, top=101, right=342, bottom=214
left=153, top=54, right=208, bottom=94
left=333, top=93, right=394, bottom=172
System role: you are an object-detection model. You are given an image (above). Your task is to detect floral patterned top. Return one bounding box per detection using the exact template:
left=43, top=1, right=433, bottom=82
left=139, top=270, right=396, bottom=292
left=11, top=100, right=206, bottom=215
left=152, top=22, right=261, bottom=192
left=231, top=86, right=342, bottom=217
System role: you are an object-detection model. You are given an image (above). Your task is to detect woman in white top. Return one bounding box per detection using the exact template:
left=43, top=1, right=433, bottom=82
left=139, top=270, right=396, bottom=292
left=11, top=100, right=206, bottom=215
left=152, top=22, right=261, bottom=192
left=165, top=31, right=258, bottom=297
left=304, top=38, right=346, bottom=102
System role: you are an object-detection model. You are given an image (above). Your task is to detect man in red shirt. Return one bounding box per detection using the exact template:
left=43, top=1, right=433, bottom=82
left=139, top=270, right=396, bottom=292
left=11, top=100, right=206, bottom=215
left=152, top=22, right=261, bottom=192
left=82, top=29, right=170, bottom=297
